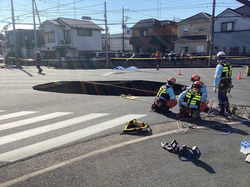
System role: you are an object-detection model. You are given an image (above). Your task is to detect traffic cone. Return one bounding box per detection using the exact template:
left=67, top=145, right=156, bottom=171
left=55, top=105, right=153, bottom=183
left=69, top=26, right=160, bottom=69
left=237, top=72, right=242, bottom=79
left=47, top=64, right=49, bottom=69
left=178, top=69, right=182, bottom=75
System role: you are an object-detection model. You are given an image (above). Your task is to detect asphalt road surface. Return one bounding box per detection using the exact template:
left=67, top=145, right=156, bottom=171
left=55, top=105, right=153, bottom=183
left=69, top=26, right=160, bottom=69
left=0, top=65, right=249, bottom=186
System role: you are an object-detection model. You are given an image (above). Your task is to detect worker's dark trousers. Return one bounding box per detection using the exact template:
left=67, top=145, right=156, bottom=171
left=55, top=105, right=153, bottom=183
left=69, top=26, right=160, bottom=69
left=218, top=90, right=229, bottom=111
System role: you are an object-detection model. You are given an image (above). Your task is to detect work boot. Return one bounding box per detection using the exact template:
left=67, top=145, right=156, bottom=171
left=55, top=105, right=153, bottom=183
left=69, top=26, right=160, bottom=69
left=151, top=104, right=155, bottom=111
left=203, top=107, right=210, bottom=113
left=217, top=108, right=225, bottom=116
left=163, top=107, right=172, bottom=114
left=226, top=107, right=232, bottom=115
left=177, top=108, right=188, bottom=119
left=177, top=113, right=183, bottom=119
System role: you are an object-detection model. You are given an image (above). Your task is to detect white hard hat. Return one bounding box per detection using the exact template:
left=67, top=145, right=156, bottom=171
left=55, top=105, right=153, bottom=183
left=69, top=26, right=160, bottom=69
left=36, top=51, right=40, bottom=53
left=216, top=51, right=226, bottom=58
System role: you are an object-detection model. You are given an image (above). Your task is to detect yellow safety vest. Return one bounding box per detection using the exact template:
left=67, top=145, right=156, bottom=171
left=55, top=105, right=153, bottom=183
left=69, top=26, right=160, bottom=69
left=221, top=62, right=232, bottom=79
left=183, top=89, right=201, bottom=108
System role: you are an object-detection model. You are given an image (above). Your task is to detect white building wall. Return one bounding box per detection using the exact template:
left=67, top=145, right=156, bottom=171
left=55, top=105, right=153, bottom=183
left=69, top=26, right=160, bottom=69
left=109, top=33, right=133, bottom=52
left=214, top=11, right=250, bottom=32
left=41, top=21, right=103, bottom=57
left=71, top=29, right=102, bottom=51
left=214, top=11, right=250, bottom=55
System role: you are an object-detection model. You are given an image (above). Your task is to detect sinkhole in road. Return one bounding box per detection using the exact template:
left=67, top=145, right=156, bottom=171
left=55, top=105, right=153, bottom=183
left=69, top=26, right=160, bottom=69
left=33, top=80, right=186, bottom=96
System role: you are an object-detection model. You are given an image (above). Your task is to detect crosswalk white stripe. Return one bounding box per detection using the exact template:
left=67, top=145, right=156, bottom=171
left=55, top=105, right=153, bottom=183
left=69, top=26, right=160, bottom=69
left=0, top=114, right=146, bottom=162
left=0, top=111, right=38, bottom=120
left=0, top=113, right=109, bottom=146
left=0, top=112, right=72, bottom=131
left=0, top=110, right=5, bottom=113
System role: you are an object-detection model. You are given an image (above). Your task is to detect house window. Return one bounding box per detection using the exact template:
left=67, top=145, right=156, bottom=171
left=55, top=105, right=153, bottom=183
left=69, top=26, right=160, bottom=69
left=183, top=27, right=188, bottom=34
left=221, top=22, right=234, bottom=32
left=196, top=46, right=205, bottom=53
left=77, top=29, right=92, bottom=36
left=229, top=47, right=239, bottom=56
left=180, top=45, right=189, bottom=53
left=194, top=27, right=204, bottom=33
left=64, top=30, right=71, bottom=44
left=140, top=30, right=147, bottom=37
left=45, top=31, right=55, bottom=43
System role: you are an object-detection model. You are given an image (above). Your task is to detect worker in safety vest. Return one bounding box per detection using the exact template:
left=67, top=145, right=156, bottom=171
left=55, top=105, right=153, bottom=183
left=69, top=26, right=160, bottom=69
left=34, top=51, right=43, bottom=73
left=213, top=51, right=233, bottom=115
left=177, top=81, right=207, bottom=119
left=152, top=77, right=177, bottom=113
left=186, top=74, right=207, bottom=100
left=155, top=51, right=161, bottom=70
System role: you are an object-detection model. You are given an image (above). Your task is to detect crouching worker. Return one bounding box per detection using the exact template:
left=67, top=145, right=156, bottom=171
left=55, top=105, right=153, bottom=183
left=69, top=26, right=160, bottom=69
left=187, top=74, right=207, bottom=100
left=177, top=81, right=207, bottom=119
left=151, top=77, right=177, bottom=113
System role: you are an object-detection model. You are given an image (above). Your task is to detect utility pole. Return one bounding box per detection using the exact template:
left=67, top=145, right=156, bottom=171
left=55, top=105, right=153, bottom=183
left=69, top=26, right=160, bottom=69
left=208, top=0, right=216, bottom=66
left=104, top=1, right=109, bottom=67
left=32, top=0, right=37, bottom=52
left=122, top=6, right=125, bottom=53
left=11, top=0, right=19, bottom=66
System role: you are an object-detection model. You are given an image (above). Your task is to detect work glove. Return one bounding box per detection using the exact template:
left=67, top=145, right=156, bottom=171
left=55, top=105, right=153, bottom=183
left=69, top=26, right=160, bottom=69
left=213, top=87, right=217, bottom=93
left=181, top=86, right=186, bottom=91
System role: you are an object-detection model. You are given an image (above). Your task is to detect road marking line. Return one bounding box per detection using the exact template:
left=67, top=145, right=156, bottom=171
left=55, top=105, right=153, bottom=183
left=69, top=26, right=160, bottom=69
left=102, top=72, right=114, bottom=76
left=0, top=114, right=146, bottom=162
left=0, top=110, right=5, bottom=113
left=0, top=129, right=176, bottom=187
left=0, top=113, right=109, bottom=146
left=0, top=111, right=38, bottom=120
left=0, top=112, right=72, bottom=131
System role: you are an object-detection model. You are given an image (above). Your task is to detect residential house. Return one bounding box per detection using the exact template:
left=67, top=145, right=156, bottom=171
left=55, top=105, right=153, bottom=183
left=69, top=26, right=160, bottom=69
left=130, top=18, right=177, bottom=54
left=213, top=6, right=250, bottom=56
left=5, top=29, right=45, bottom=58
left=101, top=29, right=133, bottom=53
left=174, top=12, right=211, bottom=55
left=39, top=17, right=103, bottom=59
left=109, top=29, right=133, bottom=53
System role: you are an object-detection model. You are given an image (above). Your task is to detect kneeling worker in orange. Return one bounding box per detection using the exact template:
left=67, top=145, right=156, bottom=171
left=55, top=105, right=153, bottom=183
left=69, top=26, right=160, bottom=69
left=152, top=77, right=177, bottom=113
left=177, top=81, right=207, bottom=119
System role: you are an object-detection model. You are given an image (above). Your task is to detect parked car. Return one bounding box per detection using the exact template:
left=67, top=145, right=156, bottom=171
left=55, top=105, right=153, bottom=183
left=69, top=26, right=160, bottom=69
left=0, top=55, right=4, bottom=63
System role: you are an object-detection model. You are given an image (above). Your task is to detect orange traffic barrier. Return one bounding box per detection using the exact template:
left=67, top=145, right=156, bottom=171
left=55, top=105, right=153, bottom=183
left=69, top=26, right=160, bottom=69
left=237, top=72, right=242, bottom=79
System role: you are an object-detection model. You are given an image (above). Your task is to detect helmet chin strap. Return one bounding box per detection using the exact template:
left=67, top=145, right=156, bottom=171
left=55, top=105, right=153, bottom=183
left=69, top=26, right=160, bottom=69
left=218, top=59, right=226, bottom=63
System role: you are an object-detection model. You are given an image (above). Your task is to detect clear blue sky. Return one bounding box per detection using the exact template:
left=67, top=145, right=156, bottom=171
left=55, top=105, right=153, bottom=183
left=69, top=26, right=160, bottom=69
left=0, top=0, right=244, bottom=34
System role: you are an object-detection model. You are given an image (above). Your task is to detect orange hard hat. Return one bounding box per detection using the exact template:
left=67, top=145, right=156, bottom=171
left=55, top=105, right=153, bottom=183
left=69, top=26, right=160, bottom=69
left=191, top=74, right=200, bottom=82
left=167, top=77, right=176, bottom=85
left=193, top=81, right=202, bottom=89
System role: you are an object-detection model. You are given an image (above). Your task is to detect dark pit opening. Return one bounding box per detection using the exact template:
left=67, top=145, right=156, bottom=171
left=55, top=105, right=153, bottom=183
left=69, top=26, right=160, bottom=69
left=33, top=80, right=186, bottom=96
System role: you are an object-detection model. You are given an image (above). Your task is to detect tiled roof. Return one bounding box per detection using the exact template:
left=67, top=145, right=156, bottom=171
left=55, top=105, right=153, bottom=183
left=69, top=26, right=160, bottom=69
left=161, top=20, right=178, bottom=26
left=174, top=35, right=207, bottom=42
left=215, top=6, right=250, bottom=19
left=178, top=12, right=211, bottom=24
left=131, top=18, right=161, bottom=29
left=41, top=18, right=103, bottom=30
left=131, top=18, right=177, bottom=29
left=57, top=17, right=103, bottom=30
left=47, top=20, right=61, bottom=26
left=234, top=5, right=250, bottom=17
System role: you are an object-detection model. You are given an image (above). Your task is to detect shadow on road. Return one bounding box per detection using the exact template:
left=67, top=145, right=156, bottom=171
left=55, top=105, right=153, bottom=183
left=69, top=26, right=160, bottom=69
left=191, top=159, right=216, bottom=173
left=20, top=68, right=33, bottom=77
